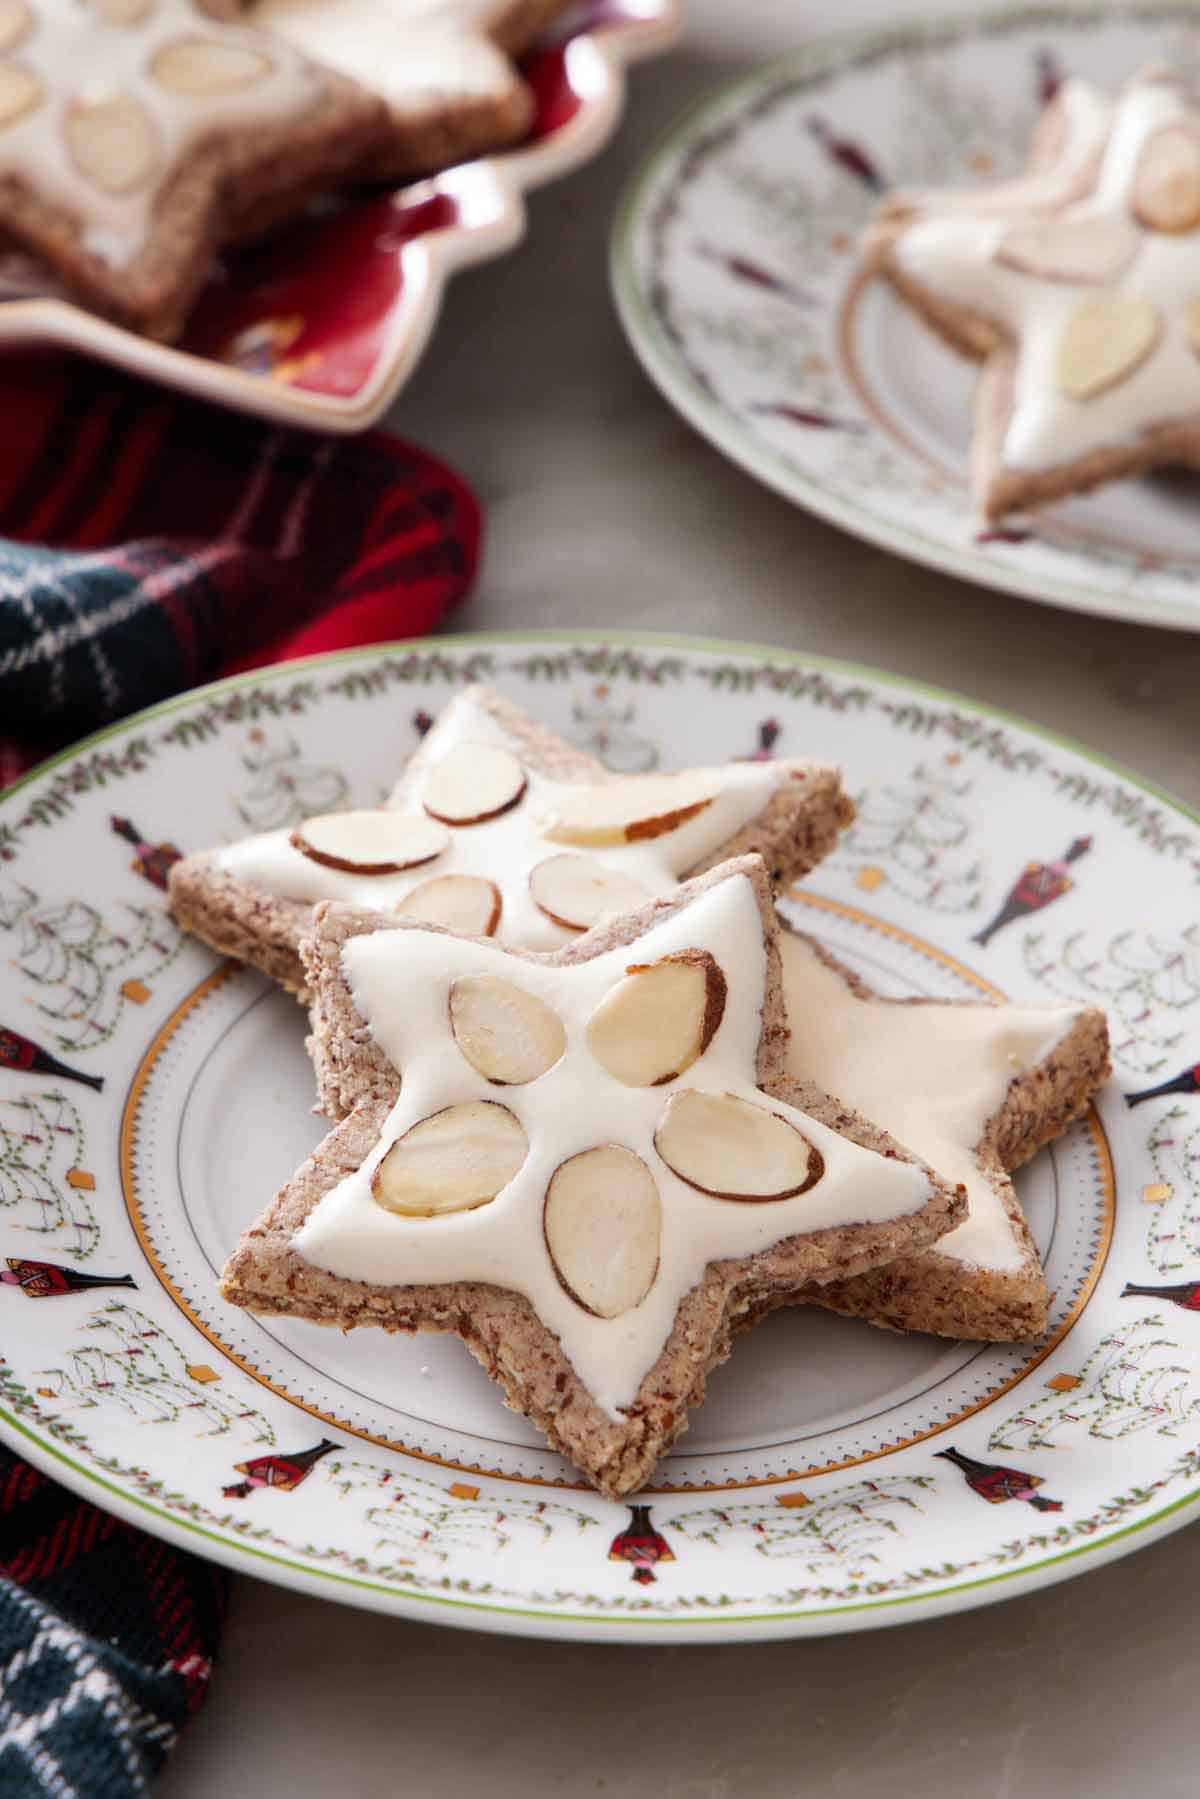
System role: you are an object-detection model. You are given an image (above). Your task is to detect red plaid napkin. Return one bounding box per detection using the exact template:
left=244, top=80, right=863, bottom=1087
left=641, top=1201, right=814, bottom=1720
left=0, top=356, right=481, bottom=782
left=0, top=357, right=481, bottom=1795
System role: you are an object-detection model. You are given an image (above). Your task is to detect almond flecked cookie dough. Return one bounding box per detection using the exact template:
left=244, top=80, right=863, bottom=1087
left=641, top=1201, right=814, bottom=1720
left=776, top=925, right=1110, bottom=1342
left=167, top=685, right=855, bottom=1012
left=866, top=73, right=1200, bottom=518
left=221, top=859, right=965, bottom=1497
left=250, top=0, right=573, bottom=181
left=0, top=0, right=387, bottom=339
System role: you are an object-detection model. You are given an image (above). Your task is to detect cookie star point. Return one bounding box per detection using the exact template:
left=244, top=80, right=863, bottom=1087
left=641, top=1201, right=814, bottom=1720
left=253, top=0, right=568, bottom=181
left=777, top=924, right=1110, bottom=1341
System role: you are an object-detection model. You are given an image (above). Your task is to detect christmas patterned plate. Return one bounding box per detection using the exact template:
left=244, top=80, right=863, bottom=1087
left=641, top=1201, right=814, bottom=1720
left=0, top=0, right=680, bottom=433
left=0, top=630, right=1197, bottom=1642
left=612, top=1, right=1200, bottom=633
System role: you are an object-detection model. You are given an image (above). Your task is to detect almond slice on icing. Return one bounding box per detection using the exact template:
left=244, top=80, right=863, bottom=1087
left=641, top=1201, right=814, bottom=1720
left=422, top=743, right=527, bottom=826
left=151, top=39, right=274, bottom=96
left=1186, top=296, right=1200, bottom=358
left=66, top=94, right=160, bottom=195
left=449, top=975, right=565, bottom=1085
left=371, top=1102, right=527, bottom=1217
left=1056, top=295, right=1160, bottom=401
left=0, top=1, right=31, bottom=53
left=290, top=809, right=448, bottom=875
left=586, top=953, right=726, bottom=1087
left=528, top=855, right=652, bottom=932
left=995, top=216, right=1135, bottom=284
left=396, top=875, right=501, bottom=937
left=0, top=61, right=39, bottom=129
left=543, top=1147, right=661, bottom=1318
left=1132, top=125, right=1200, bottom=234
left=536, top=771, right=722, bottom=848
left=92, top=0, right=154, bottom=22
left=654, top=1091, right=823, bottom=1201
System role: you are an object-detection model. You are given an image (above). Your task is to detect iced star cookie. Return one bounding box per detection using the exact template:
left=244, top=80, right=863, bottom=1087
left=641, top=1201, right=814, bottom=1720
left=0, top=0, right=387, bottom=339
left=867, top=73, right=1200, bottom=518
left=775, top=926, right=1110, bottom=1341
left=168, top=686, right=854, bottom=1020
left=220, top=860, right=965, bottom=1496
left=250, top=0, right=572, bottom=180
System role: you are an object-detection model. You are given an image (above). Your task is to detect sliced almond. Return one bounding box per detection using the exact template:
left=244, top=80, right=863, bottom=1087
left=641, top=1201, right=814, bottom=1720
left=536, top=770, right=722, bottom=848
left=422, top=743, right=527, bottom=826
left=543, top=1146, right=661, bottom=1318
left=1056, top=294, right=1160, bottom=401
left=586, top=952, right=726, bottom=1087
left=151, top=39, right=274, bottom=96
left=1132, top=125, right=1200, bottom=234
left=0, top=1, right=31, bottom=53
left=0, top=61, right=39, bottom=130
left=449, top=975, right=565, bottom=1085
left=1186, top=295, right=1200, bottom=357
left=371, top=1102, right=526, bottom=1217
left=91, top=0, right=154, bottom=22
left=290, top=809, right=448, bottom=875
left=528, top=855, right=652, bottom=932
left=66, top=93, right=160, bottom=195
left=397, top=875, right=500, bottom=937
left=654, top=1090, right=823, bottom=1201
left=995, top=216, right=1135, bottom=285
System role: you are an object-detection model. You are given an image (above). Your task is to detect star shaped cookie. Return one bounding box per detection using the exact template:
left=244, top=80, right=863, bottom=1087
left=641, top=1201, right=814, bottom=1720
left=775, top=926, right=1110, bottom=1341
left=251, top=0, right=572, bottom=180
left=867, top=73, right=1200, bottom=517
left=168, top=685, right=854, bottom=1033
left=0, top=0, right=386, bottom=339
left=221, top=859, right=965, bottom=1495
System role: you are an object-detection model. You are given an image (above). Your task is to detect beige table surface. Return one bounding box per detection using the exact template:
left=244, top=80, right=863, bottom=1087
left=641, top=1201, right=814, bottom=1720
left=162, top=3, right=1200, bottom=1794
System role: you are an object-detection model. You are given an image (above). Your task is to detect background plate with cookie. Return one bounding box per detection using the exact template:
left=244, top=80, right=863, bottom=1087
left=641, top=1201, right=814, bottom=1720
left=613, top=0, right=1200, bottom=631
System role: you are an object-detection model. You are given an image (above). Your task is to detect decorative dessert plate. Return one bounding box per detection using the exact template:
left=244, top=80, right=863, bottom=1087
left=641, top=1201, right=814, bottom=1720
left=612, top=1, right=1200, bottom=632
left=0, top=630, right=1197, bottom=1642
left=0, top=0, right=679, bottom=433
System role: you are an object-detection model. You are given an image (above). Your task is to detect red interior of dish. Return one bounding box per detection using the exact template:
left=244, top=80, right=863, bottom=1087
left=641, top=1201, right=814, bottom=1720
left=179, top=0, right=628, bottom=401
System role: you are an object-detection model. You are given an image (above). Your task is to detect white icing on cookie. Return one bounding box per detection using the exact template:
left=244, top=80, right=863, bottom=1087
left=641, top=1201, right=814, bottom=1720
left=779, top=932, right=1084, bottom=1273
left=293, top=872, right=934, bottom=1418
left=219, top=692, right=821, bottom=951
left=0, top=0, right=333, bottom=268
left=256, top=0, right=520, bottom=111
left=892, top=78, right=1200, bottom=473
left=894, top=79, right=1113, bottom=218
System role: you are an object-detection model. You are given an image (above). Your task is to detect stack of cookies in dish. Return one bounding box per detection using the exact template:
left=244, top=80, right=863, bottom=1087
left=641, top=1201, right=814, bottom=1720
left=0, top=0, right=573, bottom=340
left=168, top=688, right=1110, bottom=1496
left=864, top=69, right=1200, bottom=518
